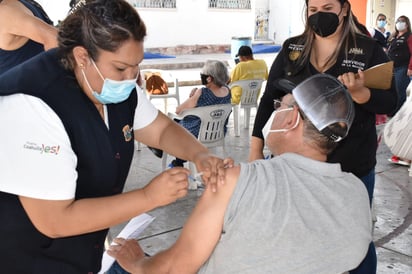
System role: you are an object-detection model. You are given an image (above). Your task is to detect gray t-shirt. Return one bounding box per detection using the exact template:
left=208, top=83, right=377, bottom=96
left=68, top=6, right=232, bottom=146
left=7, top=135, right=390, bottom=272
left=199, top=153, right=372, bottom=274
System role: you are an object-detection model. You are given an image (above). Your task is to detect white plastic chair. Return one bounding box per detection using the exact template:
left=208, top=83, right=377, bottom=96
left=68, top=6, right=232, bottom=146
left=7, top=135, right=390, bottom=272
left=162, top=104, right=232, bottom=188
left=229, top=79, right=265, bottom=137
left=141, top=69, right=180, bottom=113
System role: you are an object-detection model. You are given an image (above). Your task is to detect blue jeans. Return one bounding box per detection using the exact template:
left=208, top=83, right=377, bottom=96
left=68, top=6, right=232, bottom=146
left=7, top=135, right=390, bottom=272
left=361, top=168, right=375, bottom=206
left=106, top=261, right=129, bottom=274
left=350, top=168, right=377, bottom=274
left=393, top=66, right=411, bottom=114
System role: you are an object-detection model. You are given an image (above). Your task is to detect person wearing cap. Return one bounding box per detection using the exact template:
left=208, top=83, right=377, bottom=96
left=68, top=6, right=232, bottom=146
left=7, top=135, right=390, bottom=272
left=230, top=45, right=268, bottom=104
left=167, top=60, right=231, bottom=168
left=107, top=74, right=372, bottom=274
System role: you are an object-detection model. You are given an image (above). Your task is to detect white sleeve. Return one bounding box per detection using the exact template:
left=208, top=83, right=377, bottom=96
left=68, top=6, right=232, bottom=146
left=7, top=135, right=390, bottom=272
left=133, top=86, right=159, bottom=130
left=0, top=94, right=77, bottom=200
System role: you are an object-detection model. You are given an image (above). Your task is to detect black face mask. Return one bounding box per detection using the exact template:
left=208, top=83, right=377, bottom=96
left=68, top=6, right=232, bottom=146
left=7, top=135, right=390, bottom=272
left=200, top=74, right=209, bottom=85
left=308, top=11, right=340, bottom=37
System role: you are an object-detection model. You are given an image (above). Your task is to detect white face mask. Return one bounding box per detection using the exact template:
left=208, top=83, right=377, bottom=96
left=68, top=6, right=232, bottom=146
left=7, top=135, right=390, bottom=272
left=396, top=21, right=407, bottom=32
left=262, top=108, right=300, bottom=140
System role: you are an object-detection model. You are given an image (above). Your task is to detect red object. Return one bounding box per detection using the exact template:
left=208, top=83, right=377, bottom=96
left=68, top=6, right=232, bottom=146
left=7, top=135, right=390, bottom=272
left=376, top=114, right=387, bottom=125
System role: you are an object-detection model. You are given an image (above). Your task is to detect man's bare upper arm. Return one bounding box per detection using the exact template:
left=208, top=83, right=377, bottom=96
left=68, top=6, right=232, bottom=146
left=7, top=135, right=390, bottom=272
left=173, top=166, right=240, bottom=272
left=142, top=165, right=241, bottom=274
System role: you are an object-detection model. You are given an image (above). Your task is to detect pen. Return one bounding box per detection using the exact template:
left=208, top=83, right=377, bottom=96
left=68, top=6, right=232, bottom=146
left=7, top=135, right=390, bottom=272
left=188, top=172, right=203, bottom=181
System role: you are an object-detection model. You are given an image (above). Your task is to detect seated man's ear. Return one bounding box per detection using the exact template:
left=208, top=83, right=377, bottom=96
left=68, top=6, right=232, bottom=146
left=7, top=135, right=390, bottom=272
left=283, top=107, right=300, bottom=129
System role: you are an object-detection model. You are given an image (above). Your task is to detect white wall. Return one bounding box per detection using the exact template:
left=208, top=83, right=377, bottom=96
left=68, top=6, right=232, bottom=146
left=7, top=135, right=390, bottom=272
left=35, top=0, right=257, bottom=48
left=138, top=1, right=255, bottom=48
left=395, top=0, right=412, bottom=19
left=138, top=0, right=308, bottom=48
left=268, top=0, right=305, bottom=44
left=35, top=0, right=71, bottom=24
left=33, top=0, right=409, bottom=50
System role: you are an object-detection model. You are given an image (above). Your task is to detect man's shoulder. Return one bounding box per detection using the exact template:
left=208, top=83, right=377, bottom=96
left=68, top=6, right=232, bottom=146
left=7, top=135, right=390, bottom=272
left=251, top=59, right=267, bottom=65
left=236, top=59, right=267, bottom=69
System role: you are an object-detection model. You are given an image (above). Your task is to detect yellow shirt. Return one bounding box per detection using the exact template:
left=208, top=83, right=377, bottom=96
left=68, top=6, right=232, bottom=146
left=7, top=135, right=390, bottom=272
left=230, top=59, right=268, bottom=104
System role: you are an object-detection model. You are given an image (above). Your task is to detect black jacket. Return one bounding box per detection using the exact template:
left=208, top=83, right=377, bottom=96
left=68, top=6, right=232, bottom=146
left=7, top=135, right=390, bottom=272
left=252, top=34, right=397, bottom=177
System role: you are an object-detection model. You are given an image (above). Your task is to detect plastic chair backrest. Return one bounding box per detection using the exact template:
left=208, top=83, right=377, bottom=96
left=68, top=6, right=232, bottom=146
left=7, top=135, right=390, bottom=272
left=229, top=79, right=265, bottom=107
left=170, top=104, right=232, bottom=148
left=228, top=79, right=265, bottom=136
left=162, top=104, right=232, bottom=173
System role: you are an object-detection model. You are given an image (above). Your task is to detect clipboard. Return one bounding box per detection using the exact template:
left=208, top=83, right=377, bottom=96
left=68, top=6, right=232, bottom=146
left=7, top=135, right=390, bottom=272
left=361, top=61, right=394, bottom=90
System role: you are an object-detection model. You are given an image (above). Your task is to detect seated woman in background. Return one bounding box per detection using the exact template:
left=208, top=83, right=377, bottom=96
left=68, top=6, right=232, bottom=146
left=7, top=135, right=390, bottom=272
left=169, top=60, right=231, bottom=168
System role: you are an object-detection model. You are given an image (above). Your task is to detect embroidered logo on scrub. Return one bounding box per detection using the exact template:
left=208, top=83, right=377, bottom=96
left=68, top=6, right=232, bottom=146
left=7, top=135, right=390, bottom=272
left=122, top=125, right=133, bottom=142
left=348, top=47, right=364, bottom=55
left=288, top=43, right=304, bottom=61
left=23, top=142, right=60, bottom=155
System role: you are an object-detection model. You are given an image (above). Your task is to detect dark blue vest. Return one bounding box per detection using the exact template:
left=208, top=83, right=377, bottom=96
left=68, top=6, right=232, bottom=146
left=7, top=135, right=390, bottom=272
left=0, top=49, right=137, bottom=273
left=0, top=0, right=54, bottom=75
left=373, top=29, right=389, bottom=49
left=388, top=33, right=411, bottom=68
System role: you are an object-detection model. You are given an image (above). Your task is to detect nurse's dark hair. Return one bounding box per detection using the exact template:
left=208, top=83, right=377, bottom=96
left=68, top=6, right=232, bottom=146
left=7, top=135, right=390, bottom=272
left=58, top=0, right=146, bottom=70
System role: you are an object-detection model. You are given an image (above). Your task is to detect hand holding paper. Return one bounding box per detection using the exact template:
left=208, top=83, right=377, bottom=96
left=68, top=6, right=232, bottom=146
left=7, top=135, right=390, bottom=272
left=98, top=213, right=155, bottom=273
left=358, top=61, right=394, bottom=90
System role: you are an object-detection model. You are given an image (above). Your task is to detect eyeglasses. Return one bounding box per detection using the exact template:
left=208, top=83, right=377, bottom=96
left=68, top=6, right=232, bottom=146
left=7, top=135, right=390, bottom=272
left=273, top=99, right=294, bottom=110
left=274, top=99, right=305, bottom=120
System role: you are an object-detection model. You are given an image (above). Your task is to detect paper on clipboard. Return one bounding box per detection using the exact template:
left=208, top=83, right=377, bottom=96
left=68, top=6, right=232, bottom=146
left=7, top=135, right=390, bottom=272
left=361, top=61, right=394, bottom=90
left=99, top=213, right=155, bottom=274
